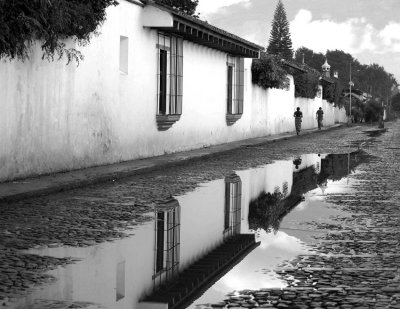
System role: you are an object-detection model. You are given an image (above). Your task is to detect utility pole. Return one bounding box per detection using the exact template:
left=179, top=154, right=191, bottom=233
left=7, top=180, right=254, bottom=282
left=348, top=62, right=354, bottom=124
left=387, top=76, right=390, bottom=120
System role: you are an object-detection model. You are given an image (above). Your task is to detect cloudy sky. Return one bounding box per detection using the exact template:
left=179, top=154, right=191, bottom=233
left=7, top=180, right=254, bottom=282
left=196, top=0, right=400, bottom=82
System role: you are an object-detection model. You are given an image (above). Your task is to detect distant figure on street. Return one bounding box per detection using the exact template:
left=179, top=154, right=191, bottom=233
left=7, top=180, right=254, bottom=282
left=316, top=107, right=324, bottom=130
left=294, top=107, right=303, bottom=135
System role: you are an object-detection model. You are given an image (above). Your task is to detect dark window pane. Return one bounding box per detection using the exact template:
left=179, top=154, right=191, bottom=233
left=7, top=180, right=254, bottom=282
left=227, top=66, right=233, bottom=114
left=159, top=50, right=168, bottom=114
left=224, top=182, right=230, bottom=230
left=156, top=212, right=165, bottom=273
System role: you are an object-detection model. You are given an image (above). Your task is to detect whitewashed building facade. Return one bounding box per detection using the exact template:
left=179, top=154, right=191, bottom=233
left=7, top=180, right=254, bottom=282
left=0, top=0, right=347, bottom=182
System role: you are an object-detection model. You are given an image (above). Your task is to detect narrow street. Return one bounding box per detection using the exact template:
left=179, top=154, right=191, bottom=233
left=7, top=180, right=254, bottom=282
left=1, top=121, right=400, bottom=309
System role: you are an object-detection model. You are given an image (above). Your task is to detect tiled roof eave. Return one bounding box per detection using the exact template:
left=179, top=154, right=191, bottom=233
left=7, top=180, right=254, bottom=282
left=144, top=2, right=261, bottom=58
left=320, top=77, right=334, bottom=85
left=281, top=60, right=307, bottom=73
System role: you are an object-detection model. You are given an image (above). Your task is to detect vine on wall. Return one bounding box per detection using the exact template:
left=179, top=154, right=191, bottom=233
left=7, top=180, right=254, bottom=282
left=251, top=53, right=290, bottom=90
left=323, top=79, right=345, bottom=107
left=251, top=53, right=326, bottom=100
left=293, top=70, right=320, bottom=99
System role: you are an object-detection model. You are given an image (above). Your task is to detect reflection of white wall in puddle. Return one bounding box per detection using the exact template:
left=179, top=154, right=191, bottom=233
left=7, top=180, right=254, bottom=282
left=19, top=222, right=154, bottom=309
left=17, top=158, right=325, bottom=309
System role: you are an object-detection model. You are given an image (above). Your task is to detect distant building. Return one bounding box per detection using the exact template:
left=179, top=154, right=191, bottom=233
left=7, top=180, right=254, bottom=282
left=343, top=88, right=372, bottom=103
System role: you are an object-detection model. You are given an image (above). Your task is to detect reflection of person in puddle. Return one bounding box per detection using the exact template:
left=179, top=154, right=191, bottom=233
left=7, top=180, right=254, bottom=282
left=293, top=158, right=302, bottom=169
left=318, top=179, right=328, bottom=195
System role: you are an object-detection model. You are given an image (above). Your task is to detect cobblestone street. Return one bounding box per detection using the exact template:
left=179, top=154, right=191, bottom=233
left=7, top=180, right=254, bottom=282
left=212, top=122, right=400, bottom=309
left=1, top=121, right=400, bottom=308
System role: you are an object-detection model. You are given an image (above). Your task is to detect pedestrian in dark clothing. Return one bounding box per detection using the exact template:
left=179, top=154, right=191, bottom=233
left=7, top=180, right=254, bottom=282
left=294, top=107, right=303, bottom=135
left=316, top=107, right=324, bottom=130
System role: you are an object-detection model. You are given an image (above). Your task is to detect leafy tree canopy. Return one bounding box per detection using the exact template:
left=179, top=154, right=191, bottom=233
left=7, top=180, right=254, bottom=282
left=391, top=93, right=400, bottom=112
left=266, top=0, right=293, bottom=60
left=364, top=99, right=383, bottom=122
left=294, top=46, right=325, bottom=70
left=154, top=0, right=199, bottom=17
left=295, top=46, right=398, bottom=103
left=0, top=0, right=118, bottom=63
left=251, top=52, right=290, bottom=90
left=293, top=69, right=320, bottom=99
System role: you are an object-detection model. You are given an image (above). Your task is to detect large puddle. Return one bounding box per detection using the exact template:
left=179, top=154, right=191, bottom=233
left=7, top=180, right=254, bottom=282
left=14, top=152, right=365, bottom=309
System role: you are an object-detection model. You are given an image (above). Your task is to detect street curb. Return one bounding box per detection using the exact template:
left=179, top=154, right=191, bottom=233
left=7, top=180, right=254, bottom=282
left=0, top=124, right=344, bottom=203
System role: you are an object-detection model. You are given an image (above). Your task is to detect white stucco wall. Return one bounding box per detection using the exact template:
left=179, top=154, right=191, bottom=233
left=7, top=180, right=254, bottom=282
left=0, top=1, right=348, bottom=182
left=15, top=222, right=156, bottom=309
left=0, top=0, right=160, bottom=181
left=177, top=179, right=226, bottom=271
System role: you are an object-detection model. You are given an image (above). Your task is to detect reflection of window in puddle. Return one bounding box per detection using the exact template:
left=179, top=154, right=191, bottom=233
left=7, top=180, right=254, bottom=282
left=282, top=181, right=289, bottom=197
left=116, top=261, right=125, bottom=301
left=315, top=161, right=320, bottom=173
left=154, top=199, right=181, bottom=288
left=224, top=173, right=242, bottom=240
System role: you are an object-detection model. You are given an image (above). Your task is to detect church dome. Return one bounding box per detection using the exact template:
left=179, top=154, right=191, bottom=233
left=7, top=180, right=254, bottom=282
left=322, top=59, right=331, bottom=72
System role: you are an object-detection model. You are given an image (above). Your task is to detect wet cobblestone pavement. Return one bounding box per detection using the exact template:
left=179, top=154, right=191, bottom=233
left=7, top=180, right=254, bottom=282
left=208, top=124, right=400, bottom=308
left=1, top=121, right=400, bottom=307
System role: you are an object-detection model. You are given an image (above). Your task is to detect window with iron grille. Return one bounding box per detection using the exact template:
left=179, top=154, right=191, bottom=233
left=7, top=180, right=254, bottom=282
left=157, top=32, right=183, bottom=115
left=227, top=56, right=244, bottom=115
left=153, top=200, right=180, bottom=289
left=224, top=173, right=242, bottom=240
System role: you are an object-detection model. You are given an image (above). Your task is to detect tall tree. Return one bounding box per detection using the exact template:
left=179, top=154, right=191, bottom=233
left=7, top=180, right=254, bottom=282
left=154, top=0, right=199, bottom=17
left=266, top=0, right=293, bottom=60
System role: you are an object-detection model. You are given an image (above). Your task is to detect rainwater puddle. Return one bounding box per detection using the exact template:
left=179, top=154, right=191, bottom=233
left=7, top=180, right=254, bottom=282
left=15, top=152, right=366, bottom=309
left=362, top=128, right=388, bottom=137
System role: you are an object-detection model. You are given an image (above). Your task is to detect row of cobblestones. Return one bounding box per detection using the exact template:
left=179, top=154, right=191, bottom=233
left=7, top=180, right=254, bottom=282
left=208, top=123, right=400, bottom=308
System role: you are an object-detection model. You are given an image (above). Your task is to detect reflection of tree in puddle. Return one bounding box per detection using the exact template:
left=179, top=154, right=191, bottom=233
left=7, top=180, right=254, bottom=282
left=248, top=189, right=301, bottom=233
left=249, top=151, right=365, bottom=233
left=319, top=151, right=364, bottom=182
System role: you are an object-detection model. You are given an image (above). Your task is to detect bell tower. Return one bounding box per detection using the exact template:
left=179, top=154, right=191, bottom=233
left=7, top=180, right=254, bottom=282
left=322, top=59, right=331, bottom=78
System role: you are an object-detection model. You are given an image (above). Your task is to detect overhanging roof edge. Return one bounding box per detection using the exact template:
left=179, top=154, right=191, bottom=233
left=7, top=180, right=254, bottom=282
left=143, top=1, right=262, bottom=56
left=170, top=14, right=263, bottom=51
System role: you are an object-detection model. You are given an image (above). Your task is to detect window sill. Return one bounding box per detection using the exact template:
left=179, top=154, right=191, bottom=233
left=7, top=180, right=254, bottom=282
left=156, top=114, right=181, bottom=131
left=226, top=113, right=242, bottom=126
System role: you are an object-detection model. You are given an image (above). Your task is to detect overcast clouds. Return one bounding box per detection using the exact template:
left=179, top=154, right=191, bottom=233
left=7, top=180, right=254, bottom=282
left=197, top=0, right=400, bottom=82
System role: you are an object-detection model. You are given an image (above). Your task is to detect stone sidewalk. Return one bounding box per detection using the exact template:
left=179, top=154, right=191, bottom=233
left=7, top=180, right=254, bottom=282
left=0, top=125, right=344, bottom=203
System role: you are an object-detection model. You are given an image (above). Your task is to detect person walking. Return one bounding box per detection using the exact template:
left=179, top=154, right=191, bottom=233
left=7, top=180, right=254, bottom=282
left=294, top=107, right=303, bottom=135
left=316, top=107, right=324, bottom=130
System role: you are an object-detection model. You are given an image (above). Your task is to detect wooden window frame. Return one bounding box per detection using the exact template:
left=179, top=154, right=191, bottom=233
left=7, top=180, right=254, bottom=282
left=226, top=56, right=244, bottom=125
left=156, top=32, right=183, bottom=131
